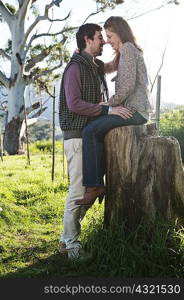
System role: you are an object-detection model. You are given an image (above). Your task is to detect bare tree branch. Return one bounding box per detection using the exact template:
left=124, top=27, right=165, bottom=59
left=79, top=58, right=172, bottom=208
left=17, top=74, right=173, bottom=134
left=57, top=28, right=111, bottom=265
left=47, top=10, right=72, bottom=22
left=37, top=79, right=54, bottom=98
left=31, top=62, right=63, bottom=81
left=0, top=70, right=10, bottom=88
left=31, top=106, right=47, bottom=118
left=150, top=44, right=167, bottom=93
left=32, top=27, right=76, bottom=39
left=0, top=48, right=11, bottom=60
left=0, top=0, right=15, bottom=30
left=25, top=33, right=67, bottom=73
left=22, top=3, right=54, bottom=50
left=24, top=26, right=75, bottom=57
left=82, top=2, right=110, bottom=24
left=25, top=47, right=53, bottom=73
left=19, top=101, right=40, bottom=120
left=127, top=2, right=172, bottom=21
left=17, top=0, right=32, bottom=21
left=21, top=1, right=70, bottom=54
left=24, top=0, right=123, bottom=55
left=46, top=7, right=54, bottom=34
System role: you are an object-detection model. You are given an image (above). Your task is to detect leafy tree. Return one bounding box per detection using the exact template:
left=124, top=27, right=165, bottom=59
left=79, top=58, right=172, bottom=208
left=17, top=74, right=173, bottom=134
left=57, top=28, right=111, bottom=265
left=160, top=106, right=184, bottom=162
left=28, top=119, right=52, bottom=142
left=0, top=0, right=122, bottom=154
left=0, top=0, right=72, bottom=154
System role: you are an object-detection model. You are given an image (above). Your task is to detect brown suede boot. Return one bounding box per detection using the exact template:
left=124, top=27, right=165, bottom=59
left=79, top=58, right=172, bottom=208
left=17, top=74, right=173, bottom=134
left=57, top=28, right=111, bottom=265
left=75, top=186, right=105, bottom=206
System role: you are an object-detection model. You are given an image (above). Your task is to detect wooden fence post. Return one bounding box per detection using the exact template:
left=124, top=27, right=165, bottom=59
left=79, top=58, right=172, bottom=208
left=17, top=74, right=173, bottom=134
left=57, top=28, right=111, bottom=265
left=23, top=96, right=30, bottom=165
left=155, top=75, right=161, bottom=134
left=52, top=87, right=56, bottom=182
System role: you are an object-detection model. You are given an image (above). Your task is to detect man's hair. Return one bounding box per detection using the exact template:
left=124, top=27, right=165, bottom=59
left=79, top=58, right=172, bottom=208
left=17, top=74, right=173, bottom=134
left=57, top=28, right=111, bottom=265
left=76, top=23, right=102, bottom=51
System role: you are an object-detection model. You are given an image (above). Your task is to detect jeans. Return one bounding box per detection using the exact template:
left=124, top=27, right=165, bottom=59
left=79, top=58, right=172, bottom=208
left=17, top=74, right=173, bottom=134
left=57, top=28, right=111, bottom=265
left=82, top=112, right=147, bottom=186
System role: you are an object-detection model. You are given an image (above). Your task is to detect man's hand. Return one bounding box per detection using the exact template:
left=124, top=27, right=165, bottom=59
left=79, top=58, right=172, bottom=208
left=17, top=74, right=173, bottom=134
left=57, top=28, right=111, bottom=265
left=109, top=106, right=133, bottom=119
left=99, top=102, right=109, bottom=105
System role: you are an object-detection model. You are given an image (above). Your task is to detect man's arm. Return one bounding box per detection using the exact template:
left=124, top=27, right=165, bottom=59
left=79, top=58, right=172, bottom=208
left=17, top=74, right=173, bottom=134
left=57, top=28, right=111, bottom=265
left=64, top=63, right=109, bottom=116
left=104, top=55, right=119, bottom=74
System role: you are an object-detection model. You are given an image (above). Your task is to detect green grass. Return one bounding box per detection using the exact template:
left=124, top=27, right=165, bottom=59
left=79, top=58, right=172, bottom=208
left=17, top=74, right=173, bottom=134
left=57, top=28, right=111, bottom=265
left=0, top=150, right=183, bottom=278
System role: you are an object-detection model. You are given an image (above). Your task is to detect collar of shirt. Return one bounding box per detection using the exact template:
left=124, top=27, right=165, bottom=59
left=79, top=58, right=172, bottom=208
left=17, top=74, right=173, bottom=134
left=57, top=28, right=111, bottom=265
left=81, top=50, right=99, bottom=67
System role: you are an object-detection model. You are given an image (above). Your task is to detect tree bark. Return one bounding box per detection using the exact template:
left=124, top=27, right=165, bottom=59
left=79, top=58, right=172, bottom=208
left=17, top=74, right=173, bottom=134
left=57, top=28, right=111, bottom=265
left=104, top=124, right=184, bottom=229
left=3, top=117, right=22, bottom=155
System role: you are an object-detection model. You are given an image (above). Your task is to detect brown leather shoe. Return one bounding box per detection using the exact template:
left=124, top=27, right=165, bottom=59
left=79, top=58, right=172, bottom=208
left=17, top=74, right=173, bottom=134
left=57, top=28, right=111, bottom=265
left=75, top=186, right=105, bottom=206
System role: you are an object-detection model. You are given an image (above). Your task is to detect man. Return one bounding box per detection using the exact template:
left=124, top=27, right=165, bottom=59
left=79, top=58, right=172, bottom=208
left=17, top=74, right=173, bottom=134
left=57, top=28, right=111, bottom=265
left=58, top=23, right=110, bottom=260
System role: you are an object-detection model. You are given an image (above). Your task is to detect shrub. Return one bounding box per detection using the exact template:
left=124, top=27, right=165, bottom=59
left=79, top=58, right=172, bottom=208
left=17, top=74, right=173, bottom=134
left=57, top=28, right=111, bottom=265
left=29, top=140, right=63, bottom=154
left=160, top=107, right=184, bottom=162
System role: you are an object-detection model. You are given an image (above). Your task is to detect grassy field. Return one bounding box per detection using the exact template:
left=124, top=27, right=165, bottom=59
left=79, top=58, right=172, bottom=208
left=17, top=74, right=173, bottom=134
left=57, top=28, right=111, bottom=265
left=0, top=144, right=184, bottom=278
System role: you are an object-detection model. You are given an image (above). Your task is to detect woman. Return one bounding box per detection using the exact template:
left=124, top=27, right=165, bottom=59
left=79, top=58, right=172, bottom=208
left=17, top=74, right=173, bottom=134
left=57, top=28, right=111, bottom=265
left=76, top=16, right=152, bottom=206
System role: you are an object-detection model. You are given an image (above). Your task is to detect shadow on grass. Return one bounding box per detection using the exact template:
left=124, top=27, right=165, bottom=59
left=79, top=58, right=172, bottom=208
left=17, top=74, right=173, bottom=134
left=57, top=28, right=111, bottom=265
left=1, top=219, right=184, bottom=279
left=1, top=251, right=98, bottom=279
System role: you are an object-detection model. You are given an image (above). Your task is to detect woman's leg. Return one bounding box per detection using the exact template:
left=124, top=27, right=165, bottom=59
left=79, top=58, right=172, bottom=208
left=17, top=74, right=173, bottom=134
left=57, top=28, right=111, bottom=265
left=82, top=112, right=146, bottom=187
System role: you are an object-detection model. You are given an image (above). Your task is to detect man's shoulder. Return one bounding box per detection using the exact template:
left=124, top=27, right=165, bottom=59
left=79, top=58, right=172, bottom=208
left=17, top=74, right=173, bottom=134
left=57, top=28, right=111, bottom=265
left=66, top=62, right=79, bottom=70
left=63, top=60, right=80, bottom=76
left=95, top=58, right=104, bottom=67
left=71, top=53, right=87, bottom=64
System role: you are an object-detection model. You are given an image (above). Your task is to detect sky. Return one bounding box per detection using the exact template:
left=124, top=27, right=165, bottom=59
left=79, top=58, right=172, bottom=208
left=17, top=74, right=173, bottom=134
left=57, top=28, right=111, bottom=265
left=0, top=0, right=184, bottom=107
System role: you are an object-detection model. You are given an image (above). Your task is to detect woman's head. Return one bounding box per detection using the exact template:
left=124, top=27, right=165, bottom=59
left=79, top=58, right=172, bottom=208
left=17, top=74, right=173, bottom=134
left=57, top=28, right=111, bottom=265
left=104, top=16, right=142, bottom=52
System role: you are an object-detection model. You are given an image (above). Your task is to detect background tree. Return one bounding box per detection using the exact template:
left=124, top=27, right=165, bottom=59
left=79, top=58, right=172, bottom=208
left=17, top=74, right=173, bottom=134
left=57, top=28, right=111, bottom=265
left=0, top=0, right=123, bottom=155
left=160, top=106, right=184, bottom=162
left=0, top=0, right=180, bottom=155
left=0, top=0, right=70, bottom=154
left=28, top=119, right=52, bottom=142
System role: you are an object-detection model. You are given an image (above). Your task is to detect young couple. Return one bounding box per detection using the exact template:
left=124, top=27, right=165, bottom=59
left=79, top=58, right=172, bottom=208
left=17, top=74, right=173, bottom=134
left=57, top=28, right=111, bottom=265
left=58, top=16, right=151, bottom=260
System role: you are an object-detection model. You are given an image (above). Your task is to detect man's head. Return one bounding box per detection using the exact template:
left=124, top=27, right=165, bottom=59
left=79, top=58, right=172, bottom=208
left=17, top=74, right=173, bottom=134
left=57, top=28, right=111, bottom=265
left=76, top=23, right=105, bottom=57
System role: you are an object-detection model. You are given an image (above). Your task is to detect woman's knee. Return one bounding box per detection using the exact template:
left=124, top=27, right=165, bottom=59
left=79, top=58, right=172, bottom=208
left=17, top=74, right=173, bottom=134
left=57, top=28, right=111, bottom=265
left=82, top=124, right=94, bottom=138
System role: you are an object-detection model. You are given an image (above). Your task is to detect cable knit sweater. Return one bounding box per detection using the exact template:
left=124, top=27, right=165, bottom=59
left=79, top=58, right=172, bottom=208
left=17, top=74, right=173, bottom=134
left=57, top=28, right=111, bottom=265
left=108, top=42, right=152, bottom=120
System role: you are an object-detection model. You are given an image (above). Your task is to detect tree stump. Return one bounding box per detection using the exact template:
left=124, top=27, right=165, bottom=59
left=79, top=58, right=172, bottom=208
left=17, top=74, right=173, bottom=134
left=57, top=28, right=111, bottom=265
left=104, top=123, right=184, bottom=229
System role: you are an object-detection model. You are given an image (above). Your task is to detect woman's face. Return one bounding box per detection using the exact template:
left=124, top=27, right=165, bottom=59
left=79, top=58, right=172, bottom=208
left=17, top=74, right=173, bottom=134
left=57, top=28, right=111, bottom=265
left=105, top=28, right=123, bottom=51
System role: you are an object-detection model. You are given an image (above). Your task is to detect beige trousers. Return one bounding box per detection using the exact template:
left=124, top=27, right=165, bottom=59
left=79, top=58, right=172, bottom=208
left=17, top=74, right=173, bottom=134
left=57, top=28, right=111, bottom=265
left=60, top=138, right=88, bottom=249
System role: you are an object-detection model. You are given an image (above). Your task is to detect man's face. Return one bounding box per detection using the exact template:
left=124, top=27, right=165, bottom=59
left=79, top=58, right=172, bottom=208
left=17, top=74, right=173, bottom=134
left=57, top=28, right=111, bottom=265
left=88, top=30, right=105, bottom=57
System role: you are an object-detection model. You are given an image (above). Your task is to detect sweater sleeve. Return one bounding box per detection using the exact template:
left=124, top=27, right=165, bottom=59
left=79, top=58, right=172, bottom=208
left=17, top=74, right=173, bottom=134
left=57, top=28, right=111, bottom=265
left=108, top=43, right=137, bottom=106
left=64, top=63, right=109, bottom=116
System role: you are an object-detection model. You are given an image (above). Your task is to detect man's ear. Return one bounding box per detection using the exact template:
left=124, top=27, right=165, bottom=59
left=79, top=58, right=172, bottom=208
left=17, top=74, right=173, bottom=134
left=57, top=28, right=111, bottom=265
left=84, top=35, right=90, bottom=45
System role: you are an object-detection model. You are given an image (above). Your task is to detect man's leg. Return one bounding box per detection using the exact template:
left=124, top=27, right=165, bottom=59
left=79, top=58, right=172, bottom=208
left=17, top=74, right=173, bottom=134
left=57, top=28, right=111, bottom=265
left=59, top=139, right=89, bottom=258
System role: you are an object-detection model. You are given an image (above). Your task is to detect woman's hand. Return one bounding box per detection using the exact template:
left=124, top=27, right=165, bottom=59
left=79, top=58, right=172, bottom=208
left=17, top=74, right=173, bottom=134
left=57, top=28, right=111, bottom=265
left=109, top=106, right=133, bottom=119
left=73, top=48, right=80, bottom=55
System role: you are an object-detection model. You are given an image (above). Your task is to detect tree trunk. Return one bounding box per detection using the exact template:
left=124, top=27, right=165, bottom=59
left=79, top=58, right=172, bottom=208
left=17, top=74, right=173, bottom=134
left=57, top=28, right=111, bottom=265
left=3, top=13, right=26, bottom=155
left=104, top=124, right=184, bottom=229
left=4, top=82, right=25, bottom=155
left=3, top=117, right=22, bottom=155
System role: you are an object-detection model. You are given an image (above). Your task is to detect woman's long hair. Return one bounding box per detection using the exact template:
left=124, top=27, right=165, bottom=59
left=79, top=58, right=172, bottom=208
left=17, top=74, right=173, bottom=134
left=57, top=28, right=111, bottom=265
left=104, top=16, right=142, bottom=51
left=104, top=16, right=142, bottom=63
